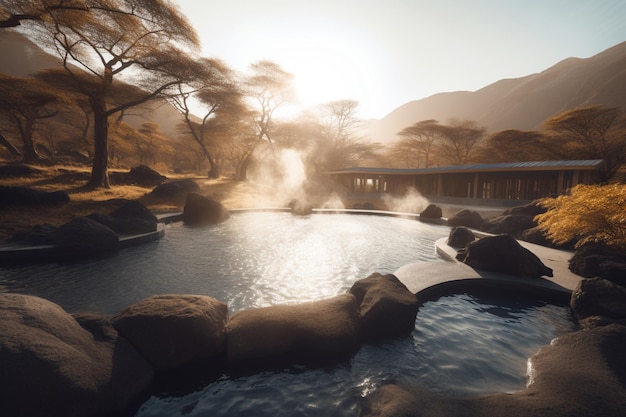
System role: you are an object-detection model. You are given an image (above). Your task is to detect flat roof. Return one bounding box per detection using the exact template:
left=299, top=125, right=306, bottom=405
left=327, top=160, right=605, bottom=176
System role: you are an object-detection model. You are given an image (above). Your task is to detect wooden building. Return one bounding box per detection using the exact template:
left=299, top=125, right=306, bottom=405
left=327, top=160, right=604, bottom=205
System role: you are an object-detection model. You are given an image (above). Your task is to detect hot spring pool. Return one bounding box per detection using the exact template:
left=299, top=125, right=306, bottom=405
left=0, top=212, right=577, bottom=416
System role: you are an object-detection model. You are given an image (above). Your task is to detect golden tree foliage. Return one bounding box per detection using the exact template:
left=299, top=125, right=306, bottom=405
left=536, top=184, right=626, bottom=250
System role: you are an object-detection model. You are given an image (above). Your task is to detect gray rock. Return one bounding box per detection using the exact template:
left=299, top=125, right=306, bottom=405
left=419, top=204, right=442, bottom=219
left=447, top=226, right=476, bottom=248
left=447, top=209, right=485, bottom=229
left=53, top=216, right=119, bottom=255
left=570, top=277, right=626, bottom=325
left=349, top=273, right=418, bottom=341
left=182, top=192, right=230, bottom=226
left=226, top=294, right=359, bottom=363
left=0, top=293, right=153, bottom=417
left=113, top=294, right=228, bottom=372
left=482, top=214, right=536, bottom=237
left=458, top=234, right=553, bottom=278
left=145, top=179, right=200, bottom=203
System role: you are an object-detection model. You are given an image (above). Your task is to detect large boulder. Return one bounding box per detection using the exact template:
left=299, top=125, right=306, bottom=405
left=570, top=277, right=626, bottom=327
left=110, top=200, right=157, bottom=234
left=87, top=200, right=157, bottom=236
left=502, top=200, right=547, bottom=218
left=53, top=216, right=119, bottom=255
left=446, top=226, right=476, bottom=248
left=457, top=234, right=553, bottom=278
left=482, top=214, right=536, bottom=237
left=182, top=192, right=230, bottom=226
left=447, top=209, right=485, bottom=229
left=144, top=179, right=200, bottom=203
left=110, top=165, right=166, bottom=187
left=569, top=245, right=626, bottom=287
left=419, top=204, right=442, bottom=219
left=0, top=293, right=153, bottom=417
left=112, top=294, right=228, bottom=372
left=348, top=273, right=418, bottom=341
left=226, top=294, right=360, bottom=363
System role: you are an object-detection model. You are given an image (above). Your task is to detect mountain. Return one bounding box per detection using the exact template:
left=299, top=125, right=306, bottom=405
left=368, top=41, right=626, bottom=142
left=0, top=31, right=185, bottom=138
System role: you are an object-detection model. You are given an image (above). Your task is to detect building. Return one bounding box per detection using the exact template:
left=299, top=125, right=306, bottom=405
left=327, top=160, right=604, bottom=207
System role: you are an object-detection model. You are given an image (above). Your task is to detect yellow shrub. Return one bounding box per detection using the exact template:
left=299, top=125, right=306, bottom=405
left=536, top=184, right=626, bottom=250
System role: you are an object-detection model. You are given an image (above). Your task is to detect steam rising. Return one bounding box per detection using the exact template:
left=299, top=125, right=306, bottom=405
left=248, top=148, right=344, bottom=209
left=382, top=187, right=429, bottom=213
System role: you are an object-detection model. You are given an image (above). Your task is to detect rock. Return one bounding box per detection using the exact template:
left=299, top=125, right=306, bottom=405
left=110, top=165, right=166, bottom=187
left=419, top=204, right=442, bottom=219
left=502, top=200, right=547, bottom=218
left=358, top=325, right=626, bottom=417
left=182, top=192, right=230, bottom=226
left=0, top=293, right=153, bottom=417
left=447, top=226, right=476, bottom=248
left=112, top=294, right=228, bottom=372
left=144, top=179, right=200, bottom=203
left=458, top=234, right=553, bottom=278
left=570, top=277, right=626, bottom=325
left=128, top=165, right=167, bottom=186
left=227, top=294, right=359, bottom=363
left=9, top=223, right=58, bottom=245
left=110, top=200, right=158, bottom=234
left=348, top=273, right=418, bottom=341
left=0, top=185, right=69, bottom=208
left=447, top=209, right=485, bottom=229
left=482, top=214, right=536, bottom=237
left=569, top=245, right=626, bottom=287
left=53, top=216, right=119, bottom=255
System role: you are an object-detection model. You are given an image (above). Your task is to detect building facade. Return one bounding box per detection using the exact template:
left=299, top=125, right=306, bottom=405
left=327, top=160, right=604, bottom=206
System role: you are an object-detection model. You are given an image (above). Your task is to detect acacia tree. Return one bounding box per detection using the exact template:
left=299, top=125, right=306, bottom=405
left=169, top=58, right=244, bottom=178
left=1, top=0, right=202, bottom=188
left=313, top=99, right=376, bottom=172
left=435, top=119, right=486, bottom=165
left=244, top=61, right=294, bottom=153
left=474, top=129, right=549, bottom=163
left=395, top=119, right=443, bottom=168
left=0, top=73, right=67, bottom=162
left=544, top=105, right=626, bottom=182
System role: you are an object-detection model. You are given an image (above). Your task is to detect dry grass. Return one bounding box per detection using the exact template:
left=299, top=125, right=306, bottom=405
left=0, top=164, right=270, bottom=243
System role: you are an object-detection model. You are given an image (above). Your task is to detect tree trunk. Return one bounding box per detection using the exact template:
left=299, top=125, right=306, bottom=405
left=199, top=143, right=219, bottom=178
left=87, top=95, right=110, bottom=188
left=236, top=153, right=252, bottom=181
left=20, top=119, right=41, bottom=163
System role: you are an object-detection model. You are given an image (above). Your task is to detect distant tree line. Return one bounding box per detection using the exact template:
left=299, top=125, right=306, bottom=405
left=1, top=2, right=624, bottom=188
left=383, top=105, right=626, bottom=182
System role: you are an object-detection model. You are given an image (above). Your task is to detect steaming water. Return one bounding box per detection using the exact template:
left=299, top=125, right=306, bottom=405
left=0, top=212, right=577, bottom=416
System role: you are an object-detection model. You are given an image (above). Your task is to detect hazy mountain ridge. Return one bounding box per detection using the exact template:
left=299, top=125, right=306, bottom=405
left=369, top=41, right=626, bottom=142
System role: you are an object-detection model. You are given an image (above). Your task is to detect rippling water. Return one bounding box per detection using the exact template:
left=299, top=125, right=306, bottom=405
left=0, top=212, right=448, bottom=313
left=0, top=212, right=577, bottom=416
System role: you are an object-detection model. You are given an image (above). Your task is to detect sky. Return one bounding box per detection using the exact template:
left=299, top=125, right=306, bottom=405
left=175, top=0, right=626, bottom=120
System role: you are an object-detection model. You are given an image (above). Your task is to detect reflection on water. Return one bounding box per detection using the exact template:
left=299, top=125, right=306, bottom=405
left=0, top=212, right=448, bottom=314
left=135, top=293, right=576, bottom=417
left=0, top=212, right=577, bottom=416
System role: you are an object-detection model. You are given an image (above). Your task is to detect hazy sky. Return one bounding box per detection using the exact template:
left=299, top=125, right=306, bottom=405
left=175, top=0, right=626, bottom=119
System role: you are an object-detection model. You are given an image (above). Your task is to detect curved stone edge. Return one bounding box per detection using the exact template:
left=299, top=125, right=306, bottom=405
left=0, top=223, right=165, bottom=263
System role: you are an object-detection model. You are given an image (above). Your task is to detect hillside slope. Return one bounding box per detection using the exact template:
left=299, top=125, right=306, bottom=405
left=369, top=41, right=626, bottom=142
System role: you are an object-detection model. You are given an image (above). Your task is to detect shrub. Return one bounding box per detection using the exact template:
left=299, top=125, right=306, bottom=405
left=536, top=184, right=626, bottom=250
